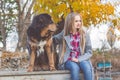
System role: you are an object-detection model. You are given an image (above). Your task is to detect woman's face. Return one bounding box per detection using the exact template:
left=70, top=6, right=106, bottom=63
left=73, top=15, right=82, bottom=31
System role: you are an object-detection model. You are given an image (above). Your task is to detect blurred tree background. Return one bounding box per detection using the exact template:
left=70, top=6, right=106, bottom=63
left=0, top=0, right=36, bottom=51
left=0, top=0, right=119, bottom=52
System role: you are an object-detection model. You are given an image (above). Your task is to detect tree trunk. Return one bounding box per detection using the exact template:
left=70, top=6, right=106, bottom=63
left=15, top=0, right=35, bottom=52
left=0, top=0, right=7, bottom=51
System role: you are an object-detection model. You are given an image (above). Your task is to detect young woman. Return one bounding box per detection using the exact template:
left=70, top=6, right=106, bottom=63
left=53, top=12, right=94, bottom=80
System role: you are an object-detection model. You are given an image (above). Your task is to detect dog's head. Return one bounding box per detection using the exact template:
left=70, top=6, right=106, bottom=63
left=27, top=13, right=57, bottom=41
left=34, top=13, right=57, bottom=38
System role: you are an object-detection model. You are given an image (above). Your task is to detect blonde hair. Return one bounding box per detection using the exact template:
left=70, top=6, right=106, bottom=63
left=63, top=12, right=86, bottom=54
left=59, top=12, right=86, bottom=64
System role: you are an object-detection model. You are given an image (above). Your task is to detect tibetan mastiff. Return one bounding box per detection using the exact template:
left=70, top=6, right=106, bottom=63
left=27, top=13, right=57, bottom=72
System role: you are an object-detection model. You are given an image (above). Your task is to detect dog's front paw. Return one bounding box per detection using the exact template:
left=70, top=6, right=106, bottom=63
left=27, top=65, right=34, bottom=72
left=50, top=66, right=56, bottom=71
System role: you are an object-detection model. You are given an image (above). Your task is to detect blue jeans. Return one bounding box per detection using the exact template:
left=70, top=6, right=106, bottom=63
left=65, top=60, right=94, bottom=80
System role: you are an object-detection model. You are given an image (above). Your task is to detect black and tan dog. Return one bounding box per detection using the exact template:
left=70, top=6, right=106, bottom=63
left=27, top=13, right=57, bottom=72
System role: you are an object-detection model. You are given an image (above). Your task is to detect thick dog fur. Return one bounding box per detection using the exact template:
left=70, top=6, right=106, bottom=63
left=27, top=13, right=57, bottom=72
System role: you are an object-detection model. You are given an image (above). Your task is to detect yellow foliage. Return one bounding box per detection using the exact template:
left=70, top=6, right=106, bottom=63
left=33, top=0, right=115, bottom=27
left=56, top=3, right=67, bottom=13
left=72, top=2, right=80, bottom=11
left=112, top=19, right=117, bottom=26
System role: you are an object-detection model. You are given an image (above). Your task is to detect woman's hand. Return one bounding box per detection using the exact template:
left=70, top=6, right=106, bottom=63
left=72, top=58, right=79, bottom=62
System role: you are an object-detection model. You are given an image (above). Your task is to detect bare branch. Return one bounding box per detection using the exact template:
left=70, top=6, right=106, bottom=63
left=24, top=0, right=36, bottom=21
left=21, top=0, right=29, bottom=14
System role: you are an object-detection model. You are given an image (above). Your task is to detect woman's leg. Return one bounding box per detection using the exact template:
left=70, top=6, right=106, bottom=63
left=65, top=61, right=80, bottom=80
left=79, top=60, right=94, bottom=80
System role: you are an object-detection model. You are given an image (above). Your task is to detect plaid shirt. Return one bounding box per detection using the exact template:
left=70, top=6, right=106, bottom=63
left=68, top=32, right=80, bottom=60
